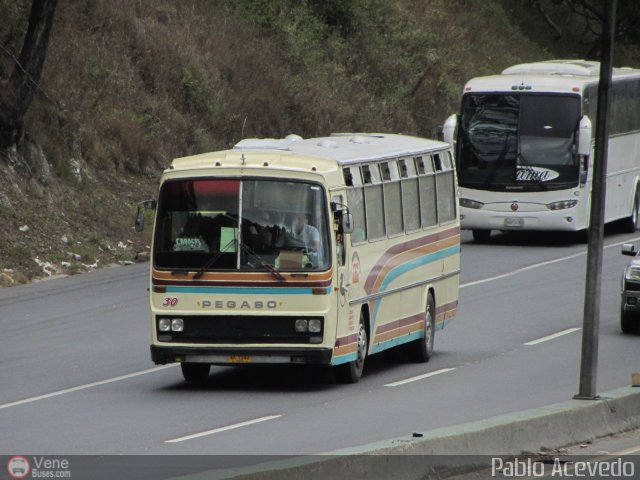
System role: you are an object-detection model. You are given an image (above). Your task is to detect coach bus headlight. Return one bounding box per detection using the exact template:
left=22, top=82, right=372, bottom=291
left=171, top=318, right=184, bottom=332
left=158, top=318, right=171, bottom=332
left=295, top=319, right=308, bottom=332
left=308, top=319, right=322, bottom=333
left=546, top=200, right=578, bottom=210
left=459, top=198, right=484, bottom=209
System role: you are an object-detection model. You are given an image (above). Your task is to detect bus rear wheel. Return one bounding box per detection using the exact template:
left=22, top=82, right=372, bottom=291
left=335, top=315, right=368, bottom=383
left=407, top=293, right=435, bottom=362
left=624, top=188, right=640, bottom=233
left=181, top=362, right=211, bottom=383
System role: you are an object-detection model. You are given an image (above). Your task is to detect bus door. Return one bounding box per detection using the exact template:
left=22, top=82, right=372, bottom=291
left=331, top=193, right=352, bottom=332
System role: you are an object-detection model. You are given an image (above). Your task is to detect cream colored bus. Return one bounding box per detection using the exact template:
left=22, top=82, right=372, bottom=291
left=137, top=133, right=460, bottom=383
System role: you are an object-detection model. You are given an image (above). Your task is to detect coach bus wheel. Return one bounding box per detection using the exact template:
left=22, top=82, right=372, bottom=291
left=472, top=229, right=491, bottom=242
left=181, top=362, right=211, bottom=383
left=335, top=315, right=368, bottom=384
left=624, top=189, right=640, bottom=233
left=407, top=293, right=435, bottom=362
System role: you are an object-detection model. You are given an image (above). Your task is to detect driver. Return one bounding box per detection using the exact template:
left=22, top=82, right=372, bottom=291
left=290, top=213, right=322, bottom=264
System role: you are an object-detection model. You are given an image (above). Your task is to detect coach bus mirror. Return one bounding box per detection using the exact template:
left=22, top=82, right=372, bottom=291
left=442, top=114, right=458, bottom=148
left=622, top=243, right=637, bottom=256
left=134, top=199, right=157, bottom=232
left=341, top=212, right=354, bottom=234
left=577, top=115, right=592, bottom=157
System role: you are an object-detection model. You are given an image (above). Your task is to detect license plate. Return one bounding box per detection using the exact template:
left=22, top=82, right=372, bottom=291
left=504, top=217, right=524, bottom=228
left=228, top=355, right=252, bottom=364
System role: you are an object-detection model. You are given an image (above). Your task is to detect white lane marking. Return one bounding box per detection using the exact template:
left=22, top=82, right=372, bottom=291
left=385, top=368, right=456, bottom=387
left=165, top=415, right=283, bottom=443
left=0, top=364, right=177, bottom=411
left=613, top=445, right=640, bottom=455
left=524, top=327, right=581, bottom=346
left=461, top=236, right=640, bottom=289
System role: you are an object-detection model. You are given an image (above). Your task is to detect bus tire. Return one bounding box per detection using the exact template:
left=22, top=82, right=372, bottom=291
left=407, top=292, right=435, bottom=362
left=181, top=362, right=211, bottom=383
left=335, top=314, right=368, bottom=384
left=624, top=188, right=640, bottom=233
left=472, top=229, right=491, bottom=242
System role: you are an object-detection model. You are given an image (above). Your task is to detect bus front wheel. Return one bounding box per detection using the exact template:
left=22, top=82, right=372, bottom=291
left=181, top=362, right=211, bottom=383
left=335, top=315, right=368, bottom=383
left=472, top=229, right=491, bottom=242
left=407, top=293, right=435, bottom=362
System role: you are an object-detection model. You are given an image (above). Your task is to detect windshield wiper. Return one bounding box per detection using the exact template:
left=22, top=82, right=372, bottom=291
left=238, top=241, right=286, bottom=282
left=192, top=238, right=236, bottom=280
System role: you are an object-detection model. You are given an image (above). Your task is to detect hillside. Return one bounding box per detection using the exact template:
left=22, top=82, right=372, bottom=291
left=0, top=0, right=637, bottom=285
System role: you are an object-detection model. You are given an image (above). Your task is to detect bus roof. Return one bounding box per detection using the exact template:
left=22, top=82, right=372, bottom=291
left=463, top=59, right=640, bottom=95
left=169, top=133, right=449, bottom=174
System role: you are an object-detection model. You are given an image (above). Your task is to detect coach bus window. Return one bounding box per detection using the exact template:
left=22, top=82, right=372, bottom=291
left=363, top=164, right=385, bottom=240
left=153, top=178, right=330, bottom=272
left=437, top=169, right=456, bottom=223
left=383, top=161, right=403, bottom=236
left=417, top=156, right=437, bottom=228
left=400, top=158, right=420, bottom=232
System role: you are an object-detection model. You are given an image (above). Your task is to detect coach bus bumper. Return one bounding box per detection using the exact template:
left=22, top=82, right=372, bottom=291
left=460, top=204, right=582, bottom=231
left=151, top=345, right=333, bottom=366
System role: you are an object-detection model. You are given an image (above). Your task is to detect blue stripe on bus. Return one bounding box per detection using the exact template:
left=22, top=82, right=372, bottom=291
left=331, top=352, right=357, bottom=366
left=371, top=245, right=460, bottom=331
left=164, top=286, right=332, bottom=295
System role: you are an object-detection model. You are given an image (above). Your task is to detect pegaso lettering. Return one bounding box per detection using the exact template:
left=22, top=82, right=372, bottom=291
left=201, top=299, right=278, bottom=310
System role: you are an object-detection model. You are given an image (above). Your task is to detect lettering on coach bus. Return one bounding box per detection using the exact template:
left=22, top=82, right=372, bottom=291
left=200, top=299, right=278, bottom=309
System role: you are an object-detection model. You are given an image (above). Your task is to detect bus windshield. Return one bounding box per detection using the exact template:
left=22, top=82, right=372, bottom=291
left=457, top=94, right=581, bottom=190
left=153, top=178, right=330, bottom=273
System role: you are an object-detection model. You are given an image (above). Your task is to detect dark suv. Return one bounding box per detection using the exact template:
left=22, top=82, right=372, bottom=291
left=621, top=243, right=640, bottom=334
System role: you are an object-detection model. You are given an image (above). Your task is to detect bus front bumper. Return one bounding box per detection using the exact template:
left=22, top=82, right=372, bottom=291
left=460, top=206, right=582, bottom=231
left=151, top=345, right=333, bottom=366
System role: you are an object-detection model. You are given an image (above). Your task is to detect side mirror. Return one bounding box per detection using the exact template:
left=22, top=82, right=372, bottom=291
left=443, top=114, right=458, bottom=148
left=577, top=115, right=592, bottom=157
left=341, top=212, right=354, bottom=234
left=622, top=243, right=637, bottom=256
left=134, top=200, right=157, bottom=232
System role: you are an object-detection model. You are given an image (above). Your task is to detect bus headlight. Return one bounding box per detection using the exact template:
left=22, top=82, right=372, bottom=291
left=158, top=318, right=171, bottom=332
left=171, top=318, right=184, bottom=332
left=546, top=200, right=578, bottom=210
left=294, top=319, right=323, bottom=333
left=460, top=198, right=484, bottom=209
left=308, top=319, right=322, bottom=333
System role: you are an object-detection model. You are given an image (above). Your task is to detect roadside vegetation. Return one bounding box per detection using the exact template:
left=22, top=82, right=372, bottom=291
left=0, top=0, right=638, bottom=285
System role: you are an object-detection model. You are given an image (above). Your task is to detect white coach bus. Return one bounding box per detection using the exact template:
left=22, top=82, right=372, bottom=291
left=443, top=59, right=640, bottom=241
left=136, top=133, right=460, bottom=383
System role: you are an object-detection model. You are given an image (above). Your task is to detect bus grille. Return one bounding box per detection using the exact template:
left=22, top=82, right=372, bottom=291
left=156, top=315, right=323, bottom=344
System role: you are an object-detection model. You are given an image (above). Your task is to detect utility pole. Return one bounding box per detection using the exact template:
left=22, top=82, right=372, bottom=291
left=575, top=0, right=617, bottom=400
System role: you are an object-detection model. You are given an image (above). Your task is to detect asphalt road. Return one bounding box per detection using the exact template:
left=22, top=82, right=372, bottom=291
left=1, top=225, right=639, bottom=461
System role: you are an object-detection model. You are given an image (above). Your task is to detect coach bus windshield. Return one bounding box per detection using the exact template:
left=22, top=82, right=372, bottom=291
left=457, top=94, right=581, bottom=191
left=153, top=178, right=330, bottom=273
